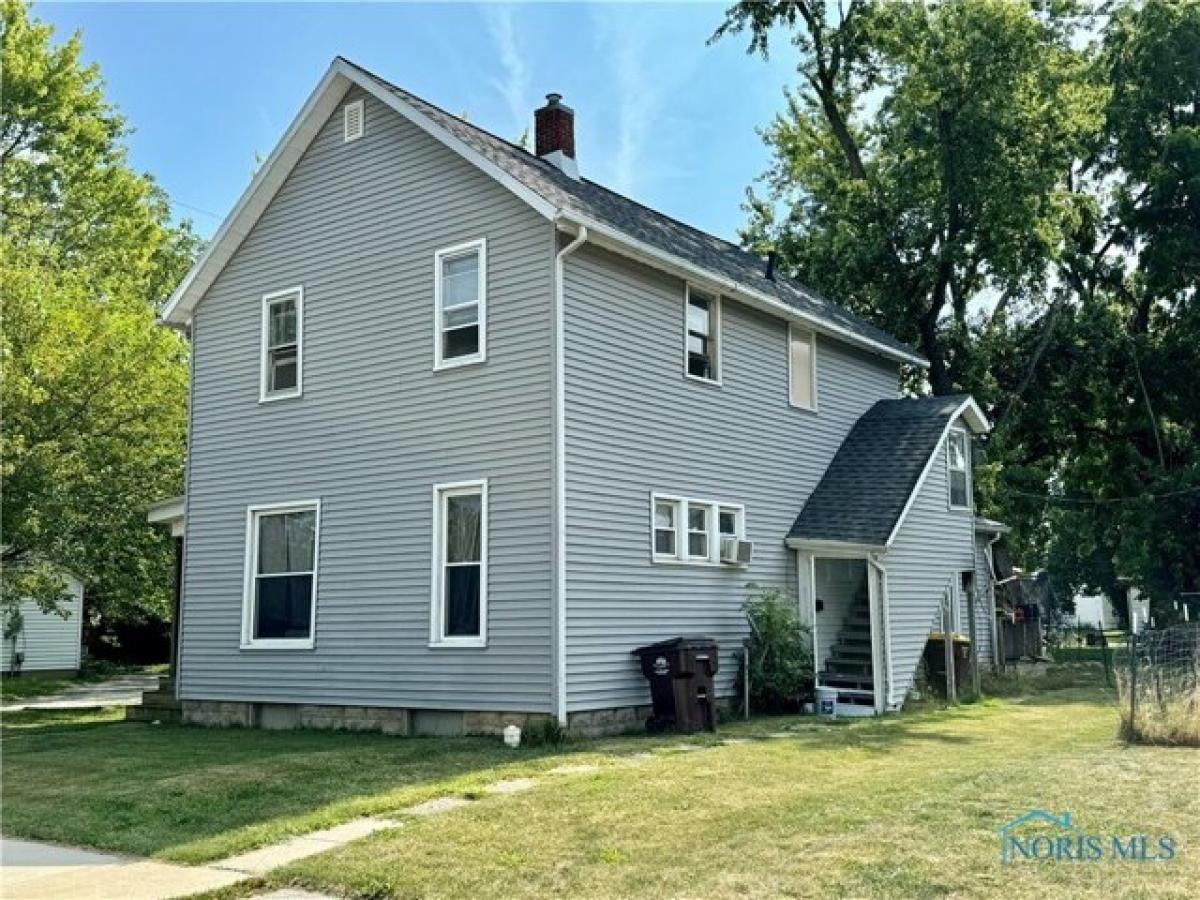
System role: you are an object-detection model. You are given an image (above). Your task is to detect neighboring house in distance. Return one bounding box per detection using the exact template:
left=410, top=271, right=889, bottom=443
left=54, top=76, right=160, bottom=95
left=155, top=57, right=1001, bottom=735
left=2, top=569, right=85, bottom=676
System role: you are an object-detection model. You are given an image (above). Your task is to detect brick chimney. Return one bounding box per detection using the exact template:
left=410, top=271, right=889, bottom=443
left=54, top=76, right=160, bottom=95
left=535, top=93, right=578, bottom=179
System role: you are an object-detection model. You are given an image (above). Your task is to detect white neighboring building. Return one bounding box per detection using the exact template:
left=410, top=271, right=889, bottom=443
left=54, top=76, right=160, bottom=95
left=1071, top=588, right=1151, bottom=632
left=2, top=571, right=85, bottom=675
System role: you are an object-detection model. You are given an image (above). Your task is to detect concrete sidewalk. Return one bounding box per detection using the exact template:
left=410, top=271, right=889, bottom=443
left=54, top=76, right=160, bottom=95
left=0, top=837, right=244, bottom=900
left=2, top=674, right=159, bottom=712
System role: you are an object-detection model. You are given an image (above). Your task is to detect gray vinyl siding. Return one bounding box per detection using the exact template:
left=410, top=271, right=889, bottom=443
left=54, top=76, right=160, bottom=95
left=180, top=86, right=556, bottom=712
left=1, top=574, right=83, bottom=673
left=562, top=244, right=899, bottom=712
left=881, top=417, right=977, bottom=706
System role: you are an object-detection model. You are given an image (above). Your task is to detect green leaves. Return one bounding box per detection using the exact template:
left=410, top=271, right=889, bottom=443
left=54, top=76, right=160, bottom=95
left=1, top=1, right=196, bottom=627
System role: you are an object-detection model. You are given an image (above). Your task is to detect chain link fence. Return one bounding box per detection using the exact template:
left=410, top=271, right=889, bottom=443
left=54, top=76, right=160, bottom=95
left=1119, top=622, right=1200, bottom=746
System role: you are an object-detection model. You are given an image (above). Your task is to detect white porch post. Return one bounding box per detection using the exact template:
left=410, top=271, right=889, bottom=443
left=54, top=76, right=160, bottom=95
left=868, top=563, right=885, bottom=714
left=795, top=550, right=817, bottom=682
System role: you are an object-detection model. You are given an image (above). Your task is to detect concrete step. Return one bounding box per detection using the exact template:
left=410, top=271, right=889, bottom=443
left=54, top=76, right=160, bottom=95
left=125, top=706, right=181, bottom=724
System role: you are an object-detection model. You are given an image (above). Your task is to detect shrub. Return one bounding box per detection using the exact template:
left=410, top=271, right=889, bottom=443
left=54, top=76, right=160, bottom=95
left=742, top=584, right=814, bottom=713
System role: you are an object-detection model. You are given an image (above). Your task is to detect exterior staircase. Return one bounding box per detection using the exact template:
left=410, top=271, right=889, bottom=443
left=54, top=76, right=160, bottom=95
left=819, top=587, right=876, bottom=709
left=125, top=676, right=182, bottom=724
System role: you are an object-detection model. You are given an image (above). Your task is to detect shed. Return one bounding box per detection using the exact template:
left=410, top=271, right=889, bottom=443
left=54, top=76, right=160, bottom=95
left=2, top=569, right=85, bottom=675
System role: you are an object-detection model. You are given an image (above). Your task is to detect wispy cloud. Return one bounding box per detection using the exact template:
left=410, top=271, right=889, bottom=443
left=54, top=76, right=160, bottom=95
left=482, top=5, right=532, bottom=141
left=591, top=7, right=701, bottom=197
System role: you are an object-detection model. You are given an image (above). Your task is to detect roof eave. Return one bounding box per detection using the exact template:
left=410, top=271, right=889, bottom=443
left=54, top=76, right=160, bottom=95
left=784, top=536, right=887, bottom=553
left=556, top=214, right=928, bottom=369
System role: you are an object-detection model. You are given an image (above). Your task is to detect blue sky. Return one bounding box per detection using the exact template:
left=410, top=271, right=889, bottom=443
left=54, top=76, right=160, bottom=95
left=35, top=2, right=798, bottom=243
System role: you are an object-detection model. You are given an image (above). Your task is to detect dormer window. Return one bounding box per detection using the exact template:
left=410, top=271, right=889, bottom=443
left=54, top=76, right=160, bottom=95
left=260, top=287, right=302, bottom=402
left=947, top=428, right=971, bottom=509
left=343, top=100, right=364, bottom=142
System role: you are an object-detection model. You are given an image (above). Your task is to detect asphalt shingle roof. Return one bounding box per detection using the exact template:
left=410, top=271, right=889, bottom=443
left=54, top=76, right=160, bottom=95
left=788, top=395, right=972, bottom=546
left=342, top=58, right=921, bottom=363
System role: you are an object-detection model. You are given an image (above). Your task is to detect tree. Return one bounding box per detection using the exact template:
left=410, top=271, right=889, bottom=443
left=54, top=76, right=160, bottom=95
left=713, top=0, right=1103, bottom=397
left=1, top=0, right=198, bottom=631
left=715, top=0, right=1199, bottom=609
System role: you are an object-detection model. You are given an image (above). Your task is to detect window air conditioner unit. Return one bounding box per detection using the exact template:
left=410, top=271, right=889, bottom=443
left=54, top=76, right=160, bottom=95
left=720, top=537, right=753, bottom=566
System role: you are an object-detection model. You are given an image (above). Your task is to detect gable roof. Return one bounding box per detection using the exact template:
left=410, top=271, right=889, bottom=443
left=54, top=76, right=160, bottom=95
left=162, top=58, right=926, bottom=368
left=787, top=395, right=989, bottom=548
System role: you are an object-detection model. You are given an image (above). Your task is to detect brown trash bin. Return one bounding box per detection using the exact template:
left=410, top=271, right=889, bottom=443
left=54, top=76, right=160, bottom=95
left=632, top=636, right=719, bottom=732
left=923, top=633, right=971, bottom=697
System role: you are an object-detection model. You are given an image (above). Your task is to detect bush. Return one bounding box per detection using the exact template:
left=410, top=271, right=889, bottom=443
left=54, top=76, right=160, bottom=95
left=742, top=584, right=814, bottom=713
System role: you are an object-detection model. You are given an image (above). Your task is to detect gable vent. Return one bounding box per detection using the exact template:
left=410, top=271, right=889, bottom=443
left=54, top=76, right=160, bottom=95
left=343, top=99, right=364, bottom=143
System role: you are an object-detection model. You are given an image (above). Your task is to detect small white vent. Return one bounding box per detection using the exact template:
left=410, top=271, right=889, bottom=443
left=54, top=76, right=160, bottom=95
left=343, top=100, right=364, bottom=143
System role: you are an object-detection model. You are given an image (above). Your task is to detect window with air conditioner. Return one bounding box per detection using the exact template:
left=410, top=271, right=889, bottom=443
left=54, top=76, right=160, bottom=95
left=651, top=493, right=746, bottom=566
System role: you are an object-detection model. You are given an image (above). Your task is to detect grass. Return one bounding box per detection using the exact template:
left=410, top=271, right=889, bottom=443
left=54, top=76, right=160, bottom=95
left=4, top=683, right=1198, bottom=898
left=1118, top=677, right=1200, bottom=747
left=0, top=661, right=166, bottom=701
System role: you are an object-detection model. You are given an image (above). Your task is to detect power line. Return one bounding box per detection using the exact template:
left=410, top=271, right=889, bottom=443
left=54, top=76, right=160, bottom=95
left=1004, top=485, right=1200, bottom=506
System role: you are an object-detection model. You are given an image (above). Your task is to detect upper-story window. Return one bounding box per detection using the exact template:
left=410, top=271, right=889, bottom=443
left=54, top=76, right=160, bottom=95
left=434, top=239, right=487, bottom=369
left=788, top=325, right=817, bottom=411
left=685, top=288, right=720, bottom=383
left=261, top=287, right=302, bottom=402
left=947, top=428, right=972, bottom=509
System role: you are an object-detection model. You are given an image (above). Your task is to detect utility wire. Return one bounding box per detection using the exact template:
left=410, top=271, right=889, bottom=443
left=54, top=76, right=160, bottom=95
left=1004, top=485, right=1200, bottom=506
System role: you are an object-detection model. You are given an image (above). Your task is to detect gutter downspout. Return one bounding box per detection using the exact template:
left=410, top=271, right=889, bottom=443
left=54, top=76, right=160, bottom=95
left=553, top=221, right=588, bottom=726
left=868, top=554, right=892, bottom=710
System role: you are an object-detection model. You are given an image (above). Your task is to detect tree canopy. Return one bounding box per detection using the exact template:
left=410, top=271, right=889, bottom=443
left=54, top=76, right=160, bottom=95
left=1, top=0, right=198, bottom=629
left=715, top=0, right=1199, bottom=611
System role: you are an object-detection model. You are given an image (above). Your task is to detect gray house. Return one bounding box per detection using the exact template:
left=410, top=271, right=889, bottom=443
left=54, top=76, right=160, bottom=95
left=155, top=57, right=999, bottom=735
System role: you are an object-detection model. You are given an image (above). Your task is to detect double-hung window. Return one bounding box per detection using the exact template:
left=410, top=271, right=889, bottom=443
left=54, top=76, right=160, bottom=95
left=434, top=239, right=487, bottom=369
left=651, top=493, right=745, bottom=566
left=685, top=288, right=720, bottom=383
left=947, top=428, right=972, bottom=509
left=788, top=325, right=817, bottom=410
left=431, top=480, right=487, bottom=646
left=242, top=501, right=320, bottom=649
left=261, top=287, right=303, bottom=401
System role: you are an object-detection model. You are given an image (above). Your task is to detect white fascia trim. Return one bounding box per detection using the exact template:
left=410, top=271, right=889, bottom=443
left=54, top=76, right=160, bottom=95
left=342, top=59, right=558, bottom=221
left=163, top=66, right=351, bottom=324
left=883, top=397, right=991, bottom=548
left=240, top=499, right=322, bottom=651
left=553, top=225, right=588, bottom=725
left=162, top=58, right=557, bottom=326
left=555, top=214, right=929, bottom=369
left=785, top=537, right=884, bottom=555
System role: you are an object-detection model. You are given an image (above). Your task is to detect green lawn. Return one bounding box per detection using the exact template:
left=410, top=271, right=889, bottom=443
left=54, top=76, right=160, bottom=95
left=4, top=683, right=1198, bottom=898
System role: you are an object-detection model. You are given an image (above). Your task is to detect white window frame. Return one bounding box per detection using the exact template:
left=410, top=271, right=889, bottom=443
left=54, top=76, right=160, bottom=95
left=240, top=499, right=321, bottom=650
left=947, top=427, right=972, bottom=511
left=259, top=286, right=303, bottom=403
left=788, top=324, right=818, bottom=412
left=649, top=492, right=745, bottom=567
left=683, top=286, right=721, bottom=386
left=433, top=239, right=487, bottom=371
left=430, top=479, right=489, bottom=648
left=343, top=99, right=364, bottom=142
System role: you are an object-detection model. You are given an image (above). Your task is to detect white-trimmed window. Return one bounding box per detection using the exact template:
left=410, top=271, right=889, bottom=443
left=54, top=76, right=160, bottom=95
left=261, top=287, right=303, bottom=401
left=947, top=428, right=971, bottom=509
left=434, top=239, right=487, bottom=369
left=241, top=501, right=320, bottom=649
left=789, top=325, right=817, bottom=410
left=685, top=287, right=720, bottom=383
left=343, top=99, right=364, bottom=142
left=651, top=493, right=745, bottom=566
left=431, top=480, right=488, bottom=646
